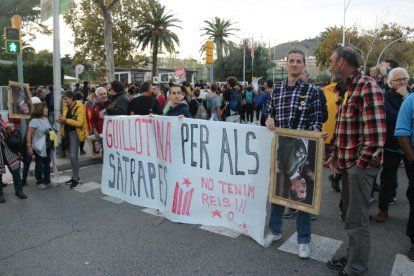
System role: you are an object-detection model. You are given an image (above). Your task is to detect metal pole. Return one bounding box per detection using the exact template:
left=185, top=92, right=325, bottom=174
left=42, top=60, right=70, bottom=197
left=342, top=0, right=351, bottom=46
left=210, top=64, right=213, bottom=83
left=53, top=0, right=62, bottom=139
left=376, top=36, right=412, bottom=65
left=243, top=40, right=246, bottom=83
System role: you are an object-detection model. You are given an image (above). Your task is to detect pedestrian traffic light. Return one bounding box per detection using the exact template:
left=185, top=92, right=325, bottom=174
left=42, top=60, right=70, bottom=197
left=206, top=40, right=214, bottom=64
left=4, top=27, right=22, bottom=54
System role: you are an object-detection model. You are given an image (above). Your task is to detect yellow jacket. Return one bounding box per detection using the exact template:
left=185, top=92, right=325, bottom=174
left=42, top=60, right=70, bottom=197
left=61, top=100, right=87, bottom=142
left=322, top=83, right=339, bottom=145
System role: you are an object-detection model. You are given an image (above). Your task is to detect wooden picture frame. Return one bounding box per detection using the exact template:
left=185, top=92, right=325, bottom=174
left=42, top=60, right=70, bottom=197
left=8, top=81, right=32, bottom=119
left=268, top=128, right=325, bottom=215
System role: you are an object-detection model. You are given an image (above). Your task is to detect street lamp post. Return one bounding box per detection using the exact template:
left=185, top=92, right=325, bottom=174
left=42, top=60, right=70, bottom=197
left=376, top=35, right=413, bottom=65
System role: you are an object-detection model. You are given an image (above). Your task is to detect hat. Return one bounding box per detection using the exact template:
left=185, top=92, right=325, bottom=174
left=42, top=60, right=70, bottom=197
left=31, top=96, right=41, bottom=104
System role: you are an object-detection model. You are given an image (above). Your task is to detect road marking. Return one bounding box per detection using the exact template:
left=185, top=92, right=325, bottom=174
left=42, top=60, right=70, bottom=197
left=102, top=196, right=124, bottom=204
left=391, top=253, right=414, bottom=276
left=278, top=232, right=343, bottom=262
left=142, top=208, right=164, bottom=217
left=73, top=182, right=100, bottom=193
left=199, top=225, right=242, bottom=238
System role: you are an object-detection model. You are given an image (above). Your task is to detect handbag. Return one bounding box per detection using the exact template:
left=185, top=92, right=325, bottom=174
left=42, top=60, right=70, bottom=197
left=6, top=128, right=23, bottom=153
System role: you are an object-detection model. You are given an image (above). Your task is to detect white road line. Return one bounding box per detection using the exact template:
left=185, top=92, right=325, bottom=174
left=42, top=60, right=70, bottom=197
left=391, top=253, right=414, bottom=276
left=73, top=182, right=100, bottom=193
left=199, top=225, right=242, bottom=239
left=102, top=196, right=124, bottom=204
left=278, top=232, right=343, bottom=262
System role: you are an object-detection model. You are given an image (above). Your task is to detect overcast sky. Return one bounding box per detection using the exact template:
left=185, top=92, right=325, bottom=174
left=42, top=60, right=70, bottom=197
left=33, top=0, right=414, bottom=59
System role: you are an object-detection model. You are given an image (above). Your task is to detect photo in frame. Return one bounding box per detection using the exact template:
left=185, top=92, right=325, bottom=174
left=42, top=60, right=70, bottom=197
left=7, top=81, right=32, bottom=119
left=86, top=135, right=103, bottom=158
left=268, top=128, right=325, bottom=215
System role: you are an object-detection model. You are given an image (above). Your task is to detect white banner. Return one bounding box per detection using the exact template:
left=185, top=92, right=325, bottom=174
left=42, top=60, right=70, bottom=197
left=101, top=116, right=272, bottom=246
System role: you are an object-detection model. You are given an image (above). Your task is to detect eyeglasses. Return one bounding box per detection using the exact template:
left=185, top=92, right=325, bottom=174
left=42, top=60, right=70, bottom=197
left=392, top=77, right=408, bottom=82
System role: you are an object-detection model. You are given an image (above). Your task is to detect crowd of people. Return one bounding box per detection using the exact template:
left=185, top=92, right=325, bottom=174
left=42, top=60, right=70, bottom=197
left=1, top=46, right=414, bottom=276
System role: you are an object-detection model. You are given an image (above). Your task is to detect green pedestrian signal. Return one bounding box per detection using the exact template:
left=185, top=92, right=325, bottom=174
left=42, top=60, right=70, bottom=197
left=6, top=41, right=20, bottom=53
left=4, top=27, right=22, bottom=54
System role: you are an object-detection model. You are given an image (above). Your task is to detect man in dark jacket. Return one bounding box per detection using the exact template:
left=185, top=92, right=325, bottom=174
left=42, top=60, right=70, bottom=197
left=165, top=85, right=190, bottom=118
left=105, top=80, right=129, bottom=116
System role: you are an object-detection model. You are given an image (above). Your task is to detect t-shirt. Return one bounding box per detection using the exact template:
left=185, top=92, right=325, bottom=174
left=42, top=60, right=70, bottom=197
left=209, top=95, right=222, bottom=119
left=29, top=118, right=51, bottom=157
left=129, top=95, right=163, bottom=115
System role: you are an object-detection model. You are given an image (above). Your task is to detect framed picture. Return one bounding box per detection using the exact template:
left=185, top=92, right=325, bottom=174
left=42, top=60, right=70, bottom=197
left=86, top=135, right=103, bottom=158
left=268, top=128, right=325, bottom=215
left=8, top=81, right=32, bottom=119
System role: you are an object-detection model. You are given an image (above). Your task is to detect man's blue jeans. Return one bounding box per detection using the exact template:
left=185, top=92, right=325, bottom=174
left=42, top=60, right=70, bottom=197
left=268, top=203, right=311, bottom=244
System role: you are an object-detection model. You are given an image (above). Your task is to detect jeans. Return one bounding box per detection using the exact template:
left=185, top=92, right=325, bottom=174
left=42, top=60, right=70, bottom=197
left=342, top=165, right=379, bottom=276
left=245, top=103, right=254, bottom=123
left=68, top=131, right=80, bottom=179
left=33, top=150, right=51, bottom=184
left=268, top=203, right=311, bottom=244
left=406, top=161, right=414, bottom=241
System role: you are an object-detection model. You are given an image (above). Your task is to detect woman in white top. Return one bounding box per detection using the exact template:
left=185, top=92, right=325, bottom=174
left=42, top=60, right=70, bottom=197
left=26, top=103, right=53, bottom=189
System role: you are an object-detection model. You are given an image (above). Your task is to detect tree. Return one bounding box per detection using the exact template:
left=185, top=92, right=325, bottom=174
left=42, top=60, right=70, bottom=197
left=64, top=0, right=150, bottom=80
left=315, top=24, right=414, bottom=72
left=214, top=40, right=271, bottom=82
left=134, top=0, right=181, bottom=78
left=200, top=17, right=239, bottom=62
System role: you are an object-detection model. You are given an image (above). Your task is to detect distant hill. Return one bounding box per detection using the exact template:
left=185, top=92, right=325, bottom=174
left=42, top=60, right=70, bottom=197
left=271, top=37, right=321, bottom=59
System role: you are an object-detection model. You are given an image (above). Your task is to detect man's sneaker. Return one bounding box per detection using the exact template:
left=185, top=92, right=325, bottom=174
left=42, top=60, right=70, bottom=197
left=65, top=177, right=81, bottom=185
left=327, top=256, right=347, bottom=271
left=80, top=150, right=87, bottom=155
left=369, top=196, right=375, bottom=203
left=37, top=184, right=47, bottom=190
left=389, top=197, right=396, bottom=205
left=69, top=179, right=80, bottom=189
left=263, top=233, right=281, bottom=247
left=298, top=243, right=310, bottom=259
left=283, top=208, right=298, bottom=218
left=407, top=245, right=414, bottom=261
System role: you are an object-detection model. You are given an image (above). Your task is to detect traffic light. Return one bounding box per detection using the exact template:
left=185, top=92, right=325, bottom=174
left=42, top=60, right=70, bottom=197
left=206, top=40, right=214, bottom=64
left=4, top=27, right=22, bottom=54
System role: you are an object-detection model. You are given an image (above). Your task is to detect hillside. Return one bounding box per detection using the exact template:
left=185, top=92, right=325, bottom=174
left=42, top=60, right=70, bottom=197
left=271, top=37, right=321, bottom=59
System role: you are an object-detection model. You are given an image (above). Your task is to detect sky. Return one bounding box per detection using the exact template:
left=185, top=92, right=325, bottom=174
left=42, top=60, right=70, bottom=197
left=32, top=0, right=414, bottom=60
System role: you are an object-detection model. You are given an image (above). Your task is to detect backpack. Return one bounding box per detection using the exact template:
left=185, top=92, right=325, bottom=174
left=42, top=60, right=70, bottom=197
left=245, top=90, right=254, bottom=104
left=229, top=89, right=242, bottom=112
left=194, top=99, right=208, bottom=120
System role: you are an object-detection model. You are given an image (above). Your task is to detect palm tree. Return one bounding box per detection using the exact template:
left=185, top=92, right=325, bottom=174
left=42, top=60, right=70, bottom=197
left=135, top=2, right=181, bottom=78
left=200, top=17, right=239, bottom=61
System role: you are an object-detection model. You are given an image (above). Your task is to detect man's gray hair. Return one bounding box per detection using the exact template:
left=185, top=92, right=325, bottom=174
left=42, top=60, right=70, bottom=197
left=387, top=67, right=409, bottom=87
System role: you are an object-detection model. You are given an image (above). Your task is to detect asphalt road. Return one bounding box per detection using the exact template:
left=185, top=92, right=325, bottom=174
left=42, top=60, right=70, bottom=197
left=0, top=164, right=412, bottom=276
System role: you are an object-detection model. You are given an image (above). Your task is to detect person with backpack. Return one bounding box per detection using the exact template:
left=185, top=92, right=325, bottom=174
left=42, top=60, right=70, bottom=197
left=244, top=86, right=255, bottom=123
left=189, top=88, right=208, bottom=119
left=222, top=76, right=242, bottom=123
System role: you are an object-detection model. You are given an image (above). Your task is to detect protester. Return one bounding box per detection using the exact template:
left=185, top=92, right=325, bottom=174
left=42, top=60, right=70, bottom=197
left=326, top=46, right=386, bottom=275
left=189, top=88, right=208, bottom=118
left=256, top=80, right=272, bottom=126
left=56, top=91, right=86, bottom=189
left=165, top=85, right=191, bottom=117
left=0, top=119, right=27, bottom=203
left=208, top=84, right=222, bottom=121
left=129, top=81, right=163, bottom=115
left=26, top=103, right=53, bottom=189
left=153, top=84, right=167, bottom=110
left=222, top=77, right=242, bottom=123
left=244, top=86, right=255, bottom=123
left=45, top=85, right=55, bottom=127
left=374, top=67, right=412, bottom=223
left=90, top=87, right=110, bottom=138
left=264, top=49, right=324, bottom=259
left=104, top=80, right=129, bottom=116
left=395, top=82, right=414, bottom=261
